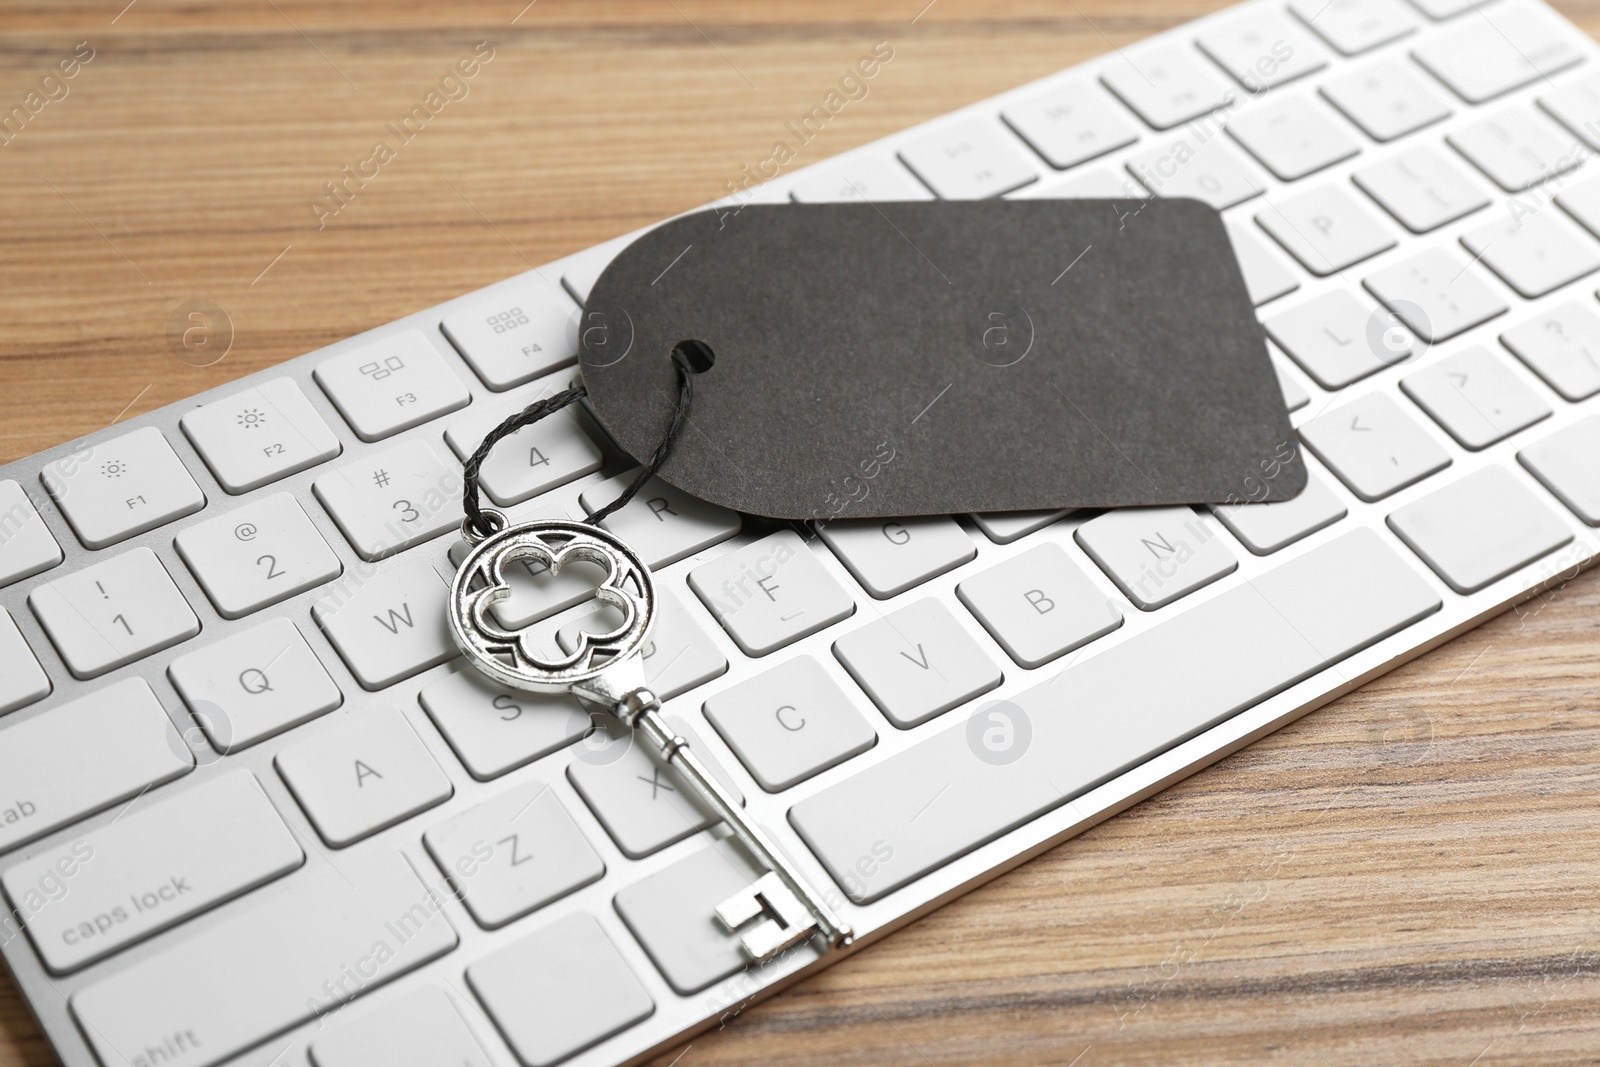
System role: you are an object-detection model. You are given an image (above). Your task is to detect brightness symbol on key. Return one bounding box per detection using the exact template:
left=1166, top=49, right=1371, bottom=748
left=372, top=469, right=390, bottom=488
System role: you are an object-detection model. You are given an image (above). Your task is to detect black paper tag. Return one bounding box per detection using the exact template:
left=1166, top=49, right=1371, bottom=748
left=580, top=199, right=1304, bottom=520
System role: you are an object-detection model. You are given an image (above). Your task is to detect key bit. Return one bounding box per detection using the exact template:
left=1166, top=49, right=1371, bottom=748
left=715, top=872, right=821, bottom=962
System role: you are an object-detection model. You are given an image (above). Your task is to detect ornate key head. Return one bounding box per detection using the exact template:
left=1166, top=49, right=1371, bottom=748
left=448, top=515, right=656, bottom=694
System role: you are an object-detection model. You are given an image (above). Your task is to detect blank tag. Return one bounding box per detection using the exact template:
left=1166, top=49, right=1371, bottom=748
left=580, top=199, right=1303, bottom=520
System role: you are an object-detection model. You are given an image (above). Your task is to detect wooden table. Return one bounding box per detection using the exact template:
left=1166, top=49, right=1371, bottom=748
left=4, top=1, right=1600, bottom=1063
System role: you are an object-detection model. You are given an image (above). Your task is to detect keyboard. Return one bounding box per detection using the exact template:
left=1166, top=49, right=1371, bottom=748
left=5, top=0, right=1600, bottom=1062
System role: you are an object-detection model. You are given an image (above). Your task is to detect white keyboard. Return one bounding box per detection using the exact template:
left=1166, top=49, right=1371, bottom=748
left=6, top=0, right=1600, bottom=1063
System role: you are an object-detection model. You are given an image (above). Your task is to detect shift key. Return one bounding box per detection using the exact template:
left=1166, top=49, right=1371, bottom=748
left=2, top=771, right=303, bottom=974
left=72, top=848, right=456, bottom=1067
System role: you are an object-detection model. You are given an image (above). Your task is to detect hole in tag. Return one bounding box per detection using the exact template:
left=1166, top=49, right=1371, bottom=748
left=672, top=338, right=715, bottom=374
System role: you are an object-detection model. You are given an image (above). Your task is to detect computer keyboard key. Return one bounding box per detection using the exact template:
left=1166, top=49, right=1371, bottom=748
left=3, top=770, right=302, bottom=974
left=0, top=677, right=192, bottom=854
left=314, top=438, right=461, bottom=561
left=1270, top=346, right=1312, bottom=412
left=40, top=425, right=205, bottom=550
left=703, top=655, right=877, bottom=792
left=790, top=528, right=1441, bottom=903
left=1319, top=58, right=1450, bottom=141
left=1227, top=222, right=1300, bottom=306
left=1013, top=167, right=1149, bottom=199
left=424, top=780, right=605, bottom=928
left=0, top=609, right=49, bottom=716
left=1448, top=106, right=1590, bottom=193
left=444, top=394, right=602, bottom=507
left=276, top=706, right=453, bottom=847
left=560, top=232, right=637, bottom=304
left=969, top=509, right=1074, bottom=545
left=1211, top=471, right=1348, bottom=554
left=313, top=555, right=458, bottom=690
left=175, top=492, right=342, bottom=618
left=897, top=116, right=1039, bottom=199
left=1364, top=247, right=1508, bottom=343
left=1270, top=284, right=1398, bottom=390
left=1100, top=43, right=1235, bottom=130
left=1002, top=82, right=1140, bottom=169
left=1401, top=345, right=1552, bottom=450
left=168, top=617, right=342, bottom=752
left=1289, top=0, right=1416, bottom=55
left=1556, top=172, right=1600, bottom=242
left=1500, top=302, right=1600, bottom=401
left=420, top=667, right=589, bottom=781
left=566, top=716, right=742, bottom=859
left=469, top=913, right=655, bottom=1063
left=613, top=837, right=770, bottom=994
left=791, top=154, right=933, bottom=202
left=1405, top=0, right=1490, bottom=17
left=440, top=284, right=580, bottom=391
left=688, top=531, right=855, bottom=656
left=1227, top=95, right=1360, bottom=181
left=580, top=471, right=742, bottom=569
left=833, top=598, right=1003, bottom=729
left=1198, top=10, right=1331, bottom=90
left=1127, top=134, right=1264, bottom=209
left=179, top=377, right=342, bottom=494
left=1539, top=71, right=1600, bottom=150
left=1411, top=5, right=1583, bottom=104
left=1300, top=391, right=1452, bottom=501
left=1256, top=185, right=1395, bottom=277
left=312, top=986, right=495, bottom=1067
left=1388, top=466, right=1574, bottom=594
left=1519, top=415, right=1600, bottom=525
left=559, top=585, right=727, bottom=699
left=71, top=847, right=457, bottom=1067
left=0, top=479, right=61, bottom=587
left=29, top=546, right=200, bottom=680
left=1074, top=507, right=1238, bottom=610
left=314, top=328, right=471, bottom=442
left=1352, top=145, right=1489, bottom=233
left=818, top=516, right=975, bottom=599
left=956, top=542, right=1124, bottom=668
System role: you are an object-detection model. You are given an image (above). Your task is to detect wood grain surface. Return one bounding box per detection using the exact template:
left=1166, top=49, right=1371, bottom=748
left=4, top=1, right=1600, bottom=1064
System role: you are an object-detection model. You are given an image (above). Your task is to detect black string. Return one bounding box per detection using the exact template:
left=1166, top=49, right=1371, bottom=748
left=461, top=347, right=696, bottom=540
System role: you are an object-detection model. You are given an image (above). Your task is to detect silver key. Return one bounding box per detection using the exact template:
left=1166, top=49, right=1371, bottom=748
left=1412, top=5, right=1583, bottom=104
left=1264, top=288, right=1413, bottom=389
left=1501, top=302, right=1600, bottom=401
left=1074, top=506, right=1237, bottom=610
left=703, top=655, right=877, bottom=791
left=448, top=518, right=613, bottom=630
left=179, top=377, right=341, bottom=493
left=1211, top=471, right=1348, bottom=554
left=312, top=987, right=495, bottom=1067
left=30, top=546, right=200, bottom=679
left=1363, top=246, right=1508, bottom=343
left=1320, top=58, right=1450, bottom=142
left=1449, top=105, right=1590, bottom=194
left=579, top=470, right=742, bottom=568
left=1002, top=82, right=1140, bottom=169
left=1127, top=134, right=1264, bottom=210
left=41, top=425, right=206, bottom=550
left=440, top=283, right=580, bottom=391
left=313, top=328, right=471, bottom=441
left=175, top=491, right=342, bottom=618
left=897, top=117, right=1039, bottom=199
left=1520, top=415, right=1600, bottom=525
left=1300, top=391, right=1452, bottom=501
left=1256, top=184, right=1396, bottom=276
left=420, top=667, right=590, bottom=781
left=2, top=770, right=302, bottom=974
left=1388, top=466, right=1574, bottom=593
left=468, top=913, right=654, bottom=1063
left=168, top=616, right=343, bottom=751
left=956, top=541, right=1123, bottom=667
left=558, top=585, right=727, bottom=699
left=688, top=530, right=855, bottom=656
left=1400, top=345, right=1552, bottom=449
left=790, top=154, right=933, bottom=202
left=1227, top=94, right=1360, bottom=181
left=0, top=478, right=62, bottom=588
left=276, top=706, right=453, bottom=847
left=313, top=554, right=458, bottom=690
left=0, top=608, right=49, bottom=715
left=313, top=437, right=462, bottom=561
left=1197, top=9, right=1330, bottom=90
left=832, top=598, right=1003, bottom=728
left=1289, top=0, right=1416, bottom=56
left=443, top=387, right=603, bottom=506
left=1352, top=145, right=1488, bottom=233
left=1227, top=221, right=1300, bottom=306
left=817, top=516, right=975, bottom=599
left=422, top=779, right=605, bottom=928
left=1100, top=43, right=1234, bottom=130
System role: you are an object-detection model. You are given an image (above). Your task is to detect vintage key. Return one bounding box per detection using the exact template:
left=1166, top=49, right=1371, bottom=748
left=447, top=510, right=853, bottom=961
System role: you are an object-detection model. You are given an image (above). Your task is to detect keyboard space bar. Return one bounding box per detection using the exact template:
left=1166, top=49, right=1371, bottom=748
left=790, top=529, right=1442, bottom=903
